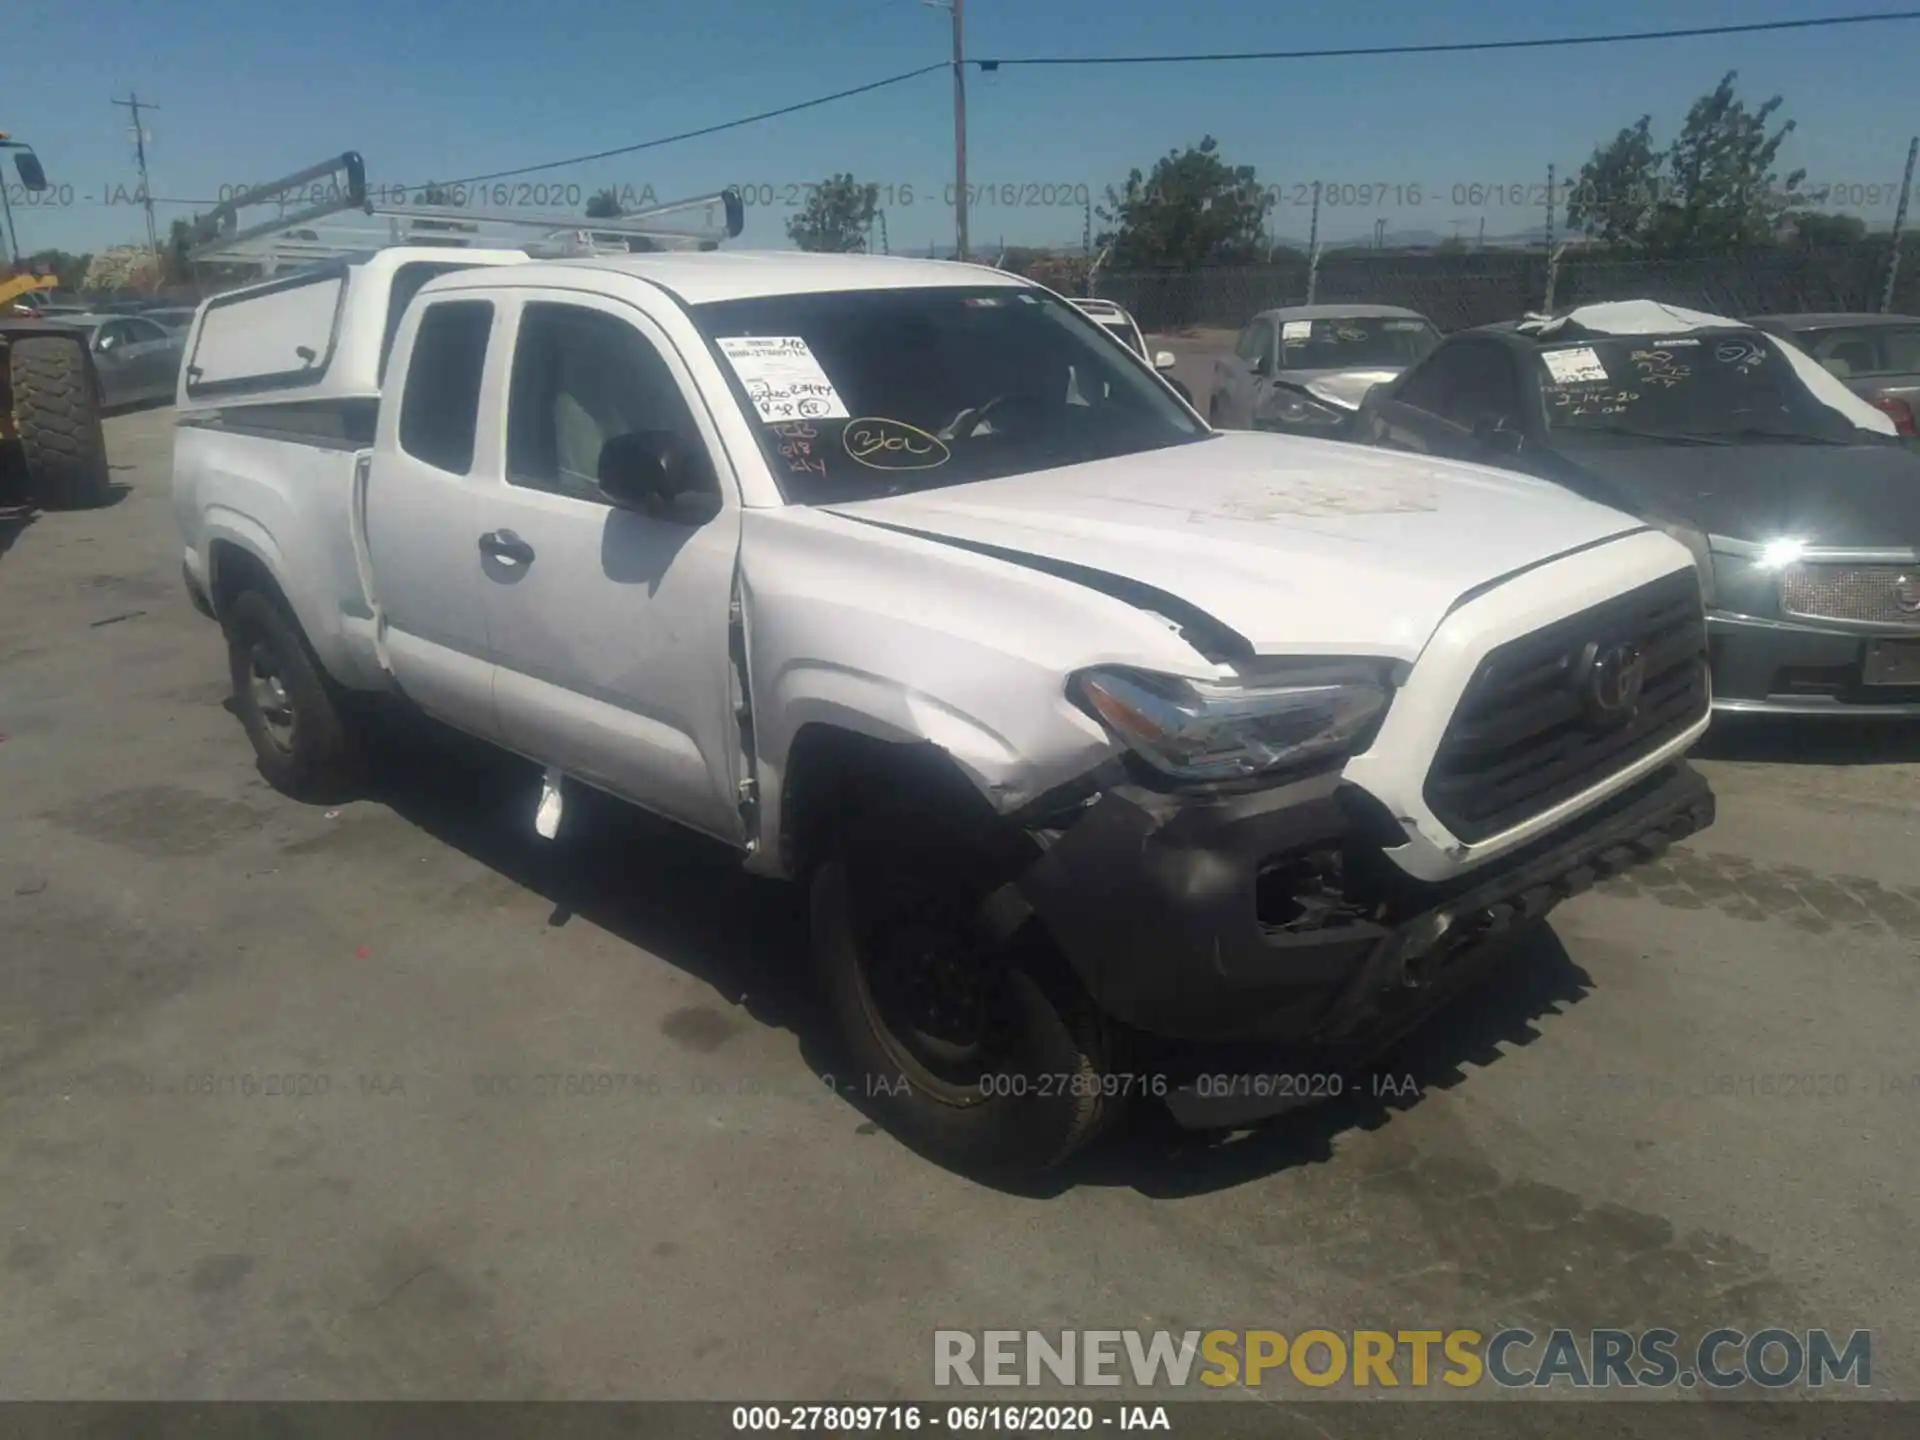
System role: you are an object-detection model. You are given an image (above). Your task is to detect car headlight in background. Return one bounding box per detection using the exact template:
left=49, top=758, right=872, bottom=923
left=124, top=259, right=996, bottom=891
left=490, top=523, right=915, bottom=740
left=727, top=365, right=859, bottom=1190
left=1699, top=533, right=1815, bottom=620
left=1260, top=389, right=1348, bottom=428
left=1072, top=666, right=1390, bottom=781
left=1647, top=517, right=1717, bottom=608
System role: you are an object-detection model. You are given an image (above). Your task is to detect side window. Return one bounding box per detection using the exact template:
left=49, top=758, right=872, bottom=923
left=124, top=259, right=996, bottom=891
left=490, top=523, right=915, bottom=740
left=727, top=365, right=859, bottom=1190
left=398, top=300, right=493, bottom=475
left=1394, top=345, right=1469, bottom=417
left=94, top=320, right=128, bottom=351
left=1801, top=328, right=1880, bottom=377
left=126, top=318, right=167, bottom=343
left=505, top=303, right=706, bottom=505
left=1397, top=342, right=1519, bottom=427
left=1454, top=343, right=1522, bottom=427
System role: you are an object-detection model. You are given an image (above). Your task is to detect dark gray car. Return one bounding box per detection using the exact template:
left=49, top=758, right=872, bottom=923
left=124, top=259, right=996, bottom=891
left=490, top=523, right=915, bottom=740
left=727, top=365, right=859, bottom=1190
left=53, top=314, right=185, bottom=409
left=1749, top=312, right=1919, bottom=436
left=1356, top=310, right=1920, bottom=717
left=1206, top=304, right=1439, bottom=435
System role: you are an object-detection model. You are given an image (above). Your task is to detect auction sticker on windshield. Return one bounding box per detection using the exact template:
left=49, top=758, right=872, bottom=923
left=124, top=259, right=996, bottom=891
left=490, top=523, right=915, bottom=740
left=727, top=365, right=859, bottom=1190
left=718, top=336, right=850, bottom=422
left=1542, top=346, right=1609, bottom=384
left=1282, top=320, right=1314, bottom=341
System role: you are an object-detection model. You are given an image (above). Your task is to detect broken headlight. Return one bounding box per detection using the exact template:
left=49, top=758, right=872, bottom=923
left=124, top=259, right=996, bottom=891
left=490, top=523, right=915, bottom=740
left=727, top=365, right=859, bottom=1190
left=1261, top=389, right=1348, bottom=427
left=1072, top=666, right=1390, bottom=782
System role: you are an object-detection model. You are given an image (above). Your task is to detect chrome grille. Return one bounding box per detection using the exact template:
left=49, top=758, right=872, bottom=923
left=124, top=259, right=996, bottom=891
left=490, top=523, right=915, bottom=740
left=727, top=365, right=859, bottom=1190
left=1780, top=563, right=1920, bottom=627
left=1424, top=570, right=1709, bottom=845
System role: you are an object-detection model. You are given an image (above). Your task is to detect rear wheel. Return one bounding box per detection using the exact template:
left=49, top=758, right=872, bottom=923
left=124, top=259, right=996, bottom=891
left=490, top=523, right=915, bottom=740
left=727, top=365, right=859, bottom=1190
left=811, top=805, right=1119, bottom=1175
left=10, top=335, right=110, bottom=511
left=224, top=589, right=364, bottom=801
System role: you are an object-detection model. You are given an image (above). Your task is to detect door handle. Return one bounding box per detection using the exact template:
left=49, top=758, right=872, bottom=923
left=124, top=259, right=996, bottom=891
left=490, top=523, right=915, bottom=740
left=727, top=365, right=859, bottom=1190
left=478, top=529, right=536, bottom=565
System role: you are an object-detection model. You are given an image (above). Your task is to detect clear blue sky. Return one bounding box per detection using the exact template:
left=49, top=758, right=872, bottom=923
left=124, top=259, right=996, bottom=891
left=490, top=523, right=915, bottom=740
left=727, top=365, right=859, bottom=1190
left=8, top=0, right=1918, bottom=260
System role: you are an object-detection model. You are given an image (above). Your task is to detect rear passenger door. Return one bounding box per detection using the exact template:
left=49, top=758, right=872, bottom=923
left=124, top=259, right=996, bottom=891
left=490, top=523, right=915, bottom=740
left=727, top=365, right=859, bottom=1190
left=475, top=290, right=747, bottom=845
left=363, top=297, right=506, bottom=739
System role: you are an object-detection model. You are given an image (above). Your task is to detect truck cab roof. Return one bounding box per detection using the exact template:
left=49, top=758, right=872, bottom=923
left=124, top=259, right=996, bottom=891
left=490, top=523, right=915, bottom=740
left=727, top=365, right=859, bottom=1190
left=420, top=250, right=1027, bottom=304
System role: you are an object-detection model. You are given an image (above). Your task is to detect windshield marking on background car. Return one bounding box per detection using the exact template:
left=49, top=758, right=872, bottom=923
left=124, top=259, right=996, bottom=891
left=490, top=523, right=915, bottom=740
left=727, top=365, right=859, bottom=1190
left=843, top=418, right=952, bottom=471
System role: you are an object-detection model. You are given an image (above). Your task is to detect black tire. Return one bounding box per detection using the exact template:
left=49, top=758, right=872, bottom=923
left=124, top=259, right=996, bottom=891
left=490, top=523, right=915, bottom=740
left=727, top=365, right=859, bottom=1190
left=810, top=806, right=1118, bottom=1175
left=224, top=589, right=364, bottom=801
left=10, top=335, right=111, bottom=511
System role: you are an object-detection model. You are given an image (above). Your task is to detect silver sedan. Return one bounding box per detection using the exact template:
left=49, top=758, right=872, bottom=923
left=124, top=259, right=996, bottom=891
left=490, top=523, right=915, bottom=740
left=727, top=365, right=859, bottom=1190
left=54, top=313, right=186, bottom=409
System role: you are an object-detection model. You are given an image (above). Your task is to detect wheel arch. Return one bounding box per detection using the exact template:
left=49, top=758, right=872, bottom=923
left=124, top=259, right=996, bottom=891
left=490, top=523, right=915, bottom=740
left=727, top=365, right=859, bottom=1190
left=776, top=721, right=1021, bottom=886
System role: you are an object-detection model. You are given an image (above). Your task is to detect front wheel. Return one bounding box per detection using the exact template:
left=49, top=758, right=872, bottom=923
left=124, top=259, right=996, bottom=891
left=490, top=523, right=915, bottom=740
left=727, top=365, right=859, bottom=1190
left=224, top=589, right=364, bottom=801
left=810, top=812, right=1119, bottom=1175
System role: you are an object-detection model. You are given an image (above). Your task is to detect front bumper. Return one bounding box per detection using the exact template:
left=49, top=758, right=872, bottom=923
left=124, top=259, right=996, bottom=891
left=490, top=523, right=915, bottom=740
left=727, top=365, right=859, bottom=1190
left=1017, top=761, right=1714, bottom=1127
left=1708, top=610, right=1920, bottom=716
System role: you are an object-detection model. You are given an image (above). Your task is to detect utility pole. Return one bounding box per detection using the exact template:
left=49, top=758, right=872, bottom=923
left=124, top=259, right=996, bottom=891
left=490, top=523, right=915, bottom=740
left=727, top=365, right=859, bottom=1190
left=112, top=92, right=162, bottom=271
left=1884, top=135, right=1918, bottom=314
left=1545, top=162, right=1556, bottom=253
left=921, top=0, right=969, bottom=262
left=949, top=0, right=968, bottom=262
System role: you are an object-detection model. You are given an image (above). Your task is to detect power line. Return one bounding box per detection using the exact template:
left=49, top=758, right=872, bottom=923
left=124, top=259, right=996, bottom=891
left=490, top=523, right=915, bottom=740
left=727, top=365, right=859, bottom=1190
left=136, top=9, right=1920, bottom=212
left=408, top=63, right=947, bottom=190
left=973, top=10, right=1920, bottom=68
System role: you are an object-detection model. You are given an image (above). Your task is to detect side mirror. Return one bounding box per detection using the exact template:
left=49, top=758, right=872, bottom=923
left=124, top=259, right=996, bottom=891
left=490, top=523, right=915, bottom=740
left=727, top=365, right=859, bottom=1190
left=94, top=333, right=116, bottom=354
left=13, top=152, right=48, bottom=193
left=597, top=429, right=721, bottom=523
left=1153, top=350, right=1178, bottom=372
left=1251, top=354, right=1272, bottom=378
left=1472, top=415, right=1524, bottom=456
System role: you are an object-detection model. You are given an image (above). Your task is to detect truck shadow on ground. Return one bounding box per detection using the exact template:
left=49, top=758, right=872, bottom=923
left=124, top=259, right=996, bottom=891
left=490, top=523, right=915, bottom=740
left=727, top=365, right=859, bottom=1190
left=0, top=506, right=37, bottom=562
left=1695, top=713, right=1920, bottom=766
left=358, top=714, right=1591, bottom=1198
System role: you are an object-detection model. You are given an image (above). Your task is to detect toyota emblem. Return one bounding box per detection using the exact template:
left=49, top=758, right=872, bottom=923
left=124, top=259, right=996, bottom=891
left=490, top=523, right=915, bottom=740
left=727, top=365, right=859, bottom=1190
left=1581, top=641, right=1646, bottom=725
left=1894, top=574, right=1920, bottom=616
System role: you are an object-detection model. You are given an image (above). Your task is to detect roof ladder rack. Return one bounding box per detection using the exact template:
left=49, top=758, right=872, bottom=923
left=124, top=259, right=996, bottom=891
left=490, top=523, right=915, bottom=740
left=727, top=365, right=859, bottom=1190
left=187, top=151, right=745, bottom=270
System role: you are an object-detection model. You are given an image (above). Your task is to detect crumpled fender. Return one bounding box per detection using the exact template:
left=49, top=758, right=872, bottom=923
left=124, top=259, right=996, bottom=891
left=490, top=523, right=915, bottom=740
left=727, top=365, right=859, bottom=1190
left=737, top=506, right=1227, bottom=877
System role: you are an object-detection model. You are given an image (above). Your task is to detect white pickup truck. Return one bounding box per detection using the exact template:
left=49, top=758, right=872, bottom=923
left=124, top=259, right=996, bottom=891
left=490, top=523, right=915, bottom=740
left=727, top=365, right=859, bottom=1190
left=173, top=244, right=1716, bottom=1174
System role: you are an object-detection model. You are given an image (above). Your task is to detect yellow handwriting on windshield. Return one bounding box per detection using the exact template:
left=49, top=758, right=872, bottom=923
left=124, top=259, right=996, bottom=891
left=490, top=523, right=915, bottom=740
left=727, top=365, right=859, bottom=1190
left=842, top=418, right=952, bottom=471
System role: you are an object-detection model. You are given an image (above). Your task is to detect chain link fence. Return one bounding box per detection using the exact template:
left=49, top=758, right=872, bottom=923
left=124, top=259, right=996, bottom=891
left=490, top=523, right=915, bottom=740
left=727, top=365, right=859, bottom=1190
left=1095, top=243, right=1918, bottom=335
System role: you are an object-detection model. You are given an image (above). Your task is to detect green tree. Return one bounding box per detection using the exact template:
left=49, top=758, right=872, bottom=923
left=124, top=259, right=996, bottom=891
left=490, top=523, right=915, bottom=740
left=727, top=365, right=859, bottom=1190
left=1785, top=211, right=1868, bottom=248
left=785, top=174, right=879, bottom=252
left=1565, top=116, right=1663, bottom=248
left=22, top=248, right=92, bottom=292
left=585, top=187, right=623, bottom=219
left=1567, top=72, right=1805, bottom=254
left=1096, top=136, right=1271, bottom=269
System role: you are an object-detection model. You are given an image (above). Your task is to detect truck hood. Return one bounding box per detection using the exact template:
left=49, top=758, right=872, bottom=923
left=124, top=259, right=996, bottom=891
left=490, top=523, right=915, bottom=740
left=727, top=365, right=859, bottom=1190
left=822, top=431, right=1648, bottom=660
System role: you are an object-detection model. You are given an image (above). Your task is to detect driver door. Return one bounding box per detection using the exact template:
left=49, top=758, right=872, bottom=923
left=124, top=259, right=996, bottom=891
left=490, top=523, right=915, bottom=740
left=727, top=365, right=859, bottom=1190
left=475, top=291, right=747, bottom=845
left=90, top=321, right=134, bottom=408
left=1214, top=318, right=1274, bottom=427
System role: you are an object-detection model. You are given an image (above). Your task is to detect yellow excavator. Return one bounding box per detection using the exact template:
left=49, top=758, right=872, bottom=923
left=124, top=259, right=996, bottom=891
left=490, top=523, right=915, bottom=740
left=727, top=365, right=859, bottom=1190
left=1, top=139, right=110, bottom=511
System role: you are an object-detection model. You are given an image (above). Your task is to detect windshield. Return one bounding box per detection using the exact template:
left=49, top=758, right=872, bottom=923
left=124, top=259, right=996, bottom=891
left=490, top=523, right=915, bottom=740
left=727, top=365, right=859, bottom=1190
left=1537, top=332, right=1893, bottom=443
left=693, top=286, right=1206, bottom=503
left=1278, top=316, right=1438, bottom=370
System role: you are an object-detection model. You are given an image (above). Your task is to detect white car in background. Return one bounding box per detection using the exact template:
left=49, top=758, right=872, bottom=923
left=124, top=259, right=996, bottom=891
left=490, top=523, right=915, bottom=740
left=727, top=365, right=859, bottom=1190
left=1070, top=297, right=1186, bottom=398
